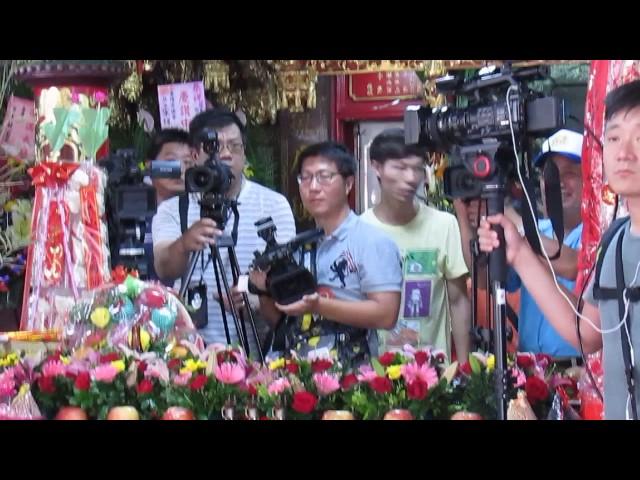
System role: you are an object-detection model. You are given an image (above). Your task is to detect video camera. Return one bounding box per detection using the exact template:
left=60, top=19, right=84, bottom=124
left=404, top=64, right=565, bottom=199
left=185, top=127, right=235, bottom=230
left=99, top=149, right=181, bottom=277
left=251, top=217, right=324, bottom=305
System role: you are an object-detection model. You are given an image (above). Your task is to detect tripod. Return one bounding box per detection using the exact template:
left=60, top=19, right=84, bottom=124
left=480, top=183, right=509, bottom=420
left=179, top=199, right=265, bottom=363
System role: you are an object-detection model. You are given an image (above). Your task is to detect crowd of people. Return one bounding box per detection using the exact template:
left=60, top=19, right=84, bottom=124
left=142, top=79, right=640, bottom=420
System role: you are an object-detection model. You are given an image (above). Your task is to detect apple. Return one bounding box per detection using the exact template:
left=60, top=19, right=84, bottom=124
left=162, top=407, right=195, bottom=420
left=383, top=409, right=414, bottom=420
left=322, top=410, right=355, bottom=420
left=450, top=411, right=483, bottom=420
left=107, top=406, right=140, bottom=420
left=55, top=406, right=88, bottom=420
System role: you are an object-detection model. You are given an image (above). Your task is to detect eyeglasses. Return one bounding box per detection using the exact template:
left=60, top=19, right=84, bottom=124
left=296, top=170, right=340, bottom=186
left=217, top=141, right=245, bottom=154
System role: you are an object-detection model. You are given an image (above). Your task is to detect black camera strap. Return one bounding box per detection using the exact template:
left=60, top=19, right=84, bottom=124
left=179, top=193, right=189, bottom=234
left=541, top=159, right=565, bottom=260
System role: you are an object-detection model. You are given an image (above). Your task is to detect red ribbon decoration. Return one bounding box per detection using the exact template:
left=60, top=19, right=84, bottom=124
left=80, top=171, right=105, bottom=289
left=28, top=161, right=80, bottom=188
left=43, top=200, right=68, bottom=285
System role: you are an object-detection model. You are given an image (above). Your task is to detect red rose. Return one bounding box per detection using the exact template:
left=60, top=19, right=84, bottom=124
left=38, top=376, right=56, bottom=394
left=370, top=376, right=393, bottom=394
left=311, top=359, right=333, bottom=373
left=65, top=371, right=77, bottom=380
left=516, top=354, right=535, bottom=369
left=379, top=352, right=397, bottom=367
left=136, top=378, right=154, bottom=395
left=340, top=373, right=358, bottom=390
left=74, top=372, right=91, bottom=391
left=100, top=352, right=121, bottom=363
left=285, top=361, right=299, bottom=374
left=414, top=351, right=429, bottom=366
left=190, top=374, right=208, bottom=391
left=459, top=362, right=472, bottom=375
left=291, top=391, right=318, bottom=414
left=167, top=358, right=181, bottom=371
left=525, top=376, right=550, bottom=404
left=407, top=380, right=429, bottom=400
left=247, top=383, right=258, bottom=396
left=137, top=361, right=148, bottom=374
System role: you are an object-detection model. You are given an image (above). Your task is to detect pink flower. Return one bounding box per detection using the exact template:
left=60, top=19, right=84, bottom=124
left=144, top=359, right=170, bottom=383
left=41, top=360, right=66, bottom=378
left=313, top=372, right=341, bottom=396
left=94, top=91, right=108, bottom=104
left=91, top=364, right=118, bottom=383
left=173, top=372, right=192, bottom=386
left=71, top=89, right=80, bottom=103
left=214, top=362, right=245, bottom=384
left=356, top=364, right=378, bottom=383
left=511, top=367, right=526, bottom=388
left=267, top=377, right=291, bottom=395
left=0, top=370, right=16, bottom=399
left=401, top=362, right=439, bottom=388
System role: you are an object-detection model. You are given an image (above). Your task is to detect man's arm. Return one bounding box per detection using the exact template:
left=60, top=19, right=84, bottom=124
left=536, top=236, right=580, bottom=280
left=153, top=199, right=222, bottom=282
left=478, top=214, right=602, bottom=352
left=275, top=291, right=400, bottom=330
left=505, top=206, right=580, bottom=280
left=447, top=276, right=471, bottom=361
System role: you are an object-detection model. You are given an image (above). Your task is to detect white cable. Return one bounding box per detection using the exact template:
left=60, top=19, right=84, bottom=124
left=504, top=86, right=626, bottom=335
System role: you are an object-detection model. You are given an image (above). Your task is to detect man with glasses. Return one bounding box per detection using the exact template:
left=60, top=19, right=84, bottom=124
left=251, top=141, right=402, bottom=366
left=360, top=129, right=470, bottom=362
left=152, top=109, right=296, bottom=353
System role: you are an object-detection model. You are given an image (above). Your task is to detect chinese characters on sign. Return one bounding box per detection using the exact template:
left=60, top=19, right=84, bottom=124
left=157, top=81, right=207, bottom=130
left=0, top=96, right=36, bottom=160
left=349, top=71, right=423, bottom=101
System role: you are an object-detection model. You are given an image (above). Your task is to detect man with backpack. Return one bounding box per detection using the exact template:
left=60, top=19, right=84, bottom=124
left=477, top=80, right=640, bottom=419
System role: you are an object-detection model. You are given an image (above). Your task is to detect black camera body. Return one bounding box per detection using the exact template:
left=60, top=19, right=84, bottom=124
left=99, top=149, right=181, bottom=277
left=184, top=127, right=235, bottom=229
left=405, top=64, right=565, bottom=199
left=251, top=217, right=324, bottom=305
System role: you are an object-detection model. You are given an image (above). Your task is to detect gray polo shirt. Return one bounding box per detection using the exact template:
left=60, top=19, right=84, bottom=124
left=585, top=221, right=640, bottom=419
left=303, top=211, right=403, bottom=358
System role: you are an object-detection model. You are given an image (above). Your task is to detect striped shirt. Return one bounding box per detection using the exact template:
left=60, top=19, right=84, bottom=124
left=152, top=178, right=296, bottom=355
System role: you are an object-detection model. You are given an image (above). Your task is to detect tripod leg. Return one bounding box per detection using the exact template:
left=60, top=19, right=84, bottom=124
left=211, top=251, right=232, bottom=345
left=227, top=246, right=265, bottom=364
left=179, top=250, right=202, bottom=298
left=226, top=247, right=251, bottom=357
left=211, top=246, right=250, bottom=355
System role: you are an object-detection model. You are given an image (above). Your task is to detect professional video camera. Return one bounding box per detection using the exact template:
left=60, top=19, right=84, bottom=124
left=250, top=217, right=324, bottom=305
left=184, top=127, right=234, bottom=229
left=404, top=63, right=565, bottom=199
left=99, top=149, right=181, bottom=277
left=405, top=63, right=568, bottom=419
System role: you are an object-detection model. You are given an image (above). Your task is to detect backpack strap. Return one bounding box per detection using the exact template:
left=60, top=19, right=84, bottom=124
left=593, top=216, right=631, bottom=301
